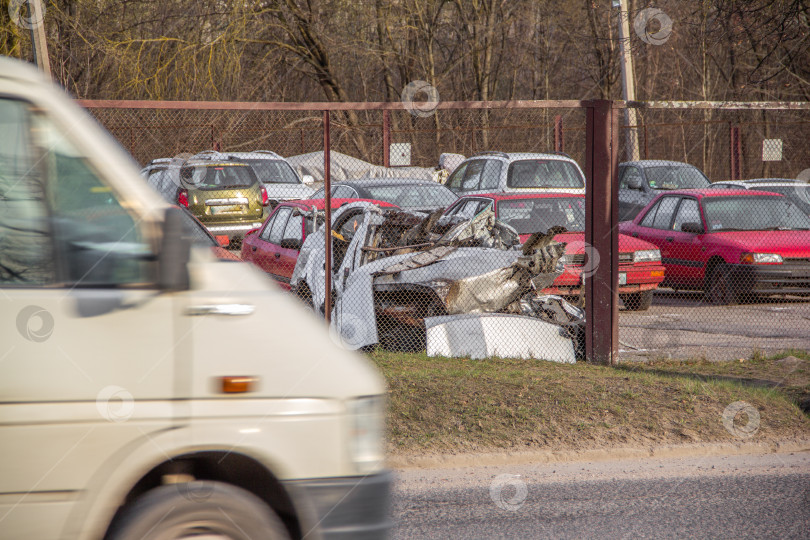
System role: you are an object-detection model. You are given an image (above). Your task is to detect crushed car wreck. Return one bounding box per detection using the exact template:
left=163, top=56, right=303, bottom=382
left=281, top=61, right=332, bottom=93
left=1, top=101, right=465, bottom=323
left=290, top=202, right=585, bottom=362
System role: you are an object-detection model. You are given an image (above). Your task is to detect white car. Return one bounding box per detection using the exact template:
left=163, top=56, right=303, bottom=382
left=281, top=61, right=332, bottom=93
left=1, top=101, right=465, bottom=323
left=443, top=151, right=586, bottom=196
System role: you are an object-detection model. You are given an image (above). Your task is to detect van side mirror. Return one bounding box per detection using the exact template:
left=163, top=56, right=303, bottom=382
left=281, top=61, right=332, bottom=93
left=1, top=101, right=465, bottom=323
left=627, top=177, right=643, bottom=190
left=158, top=207, right=191, bottom=290
left=681, top=222, right=704, bottom=234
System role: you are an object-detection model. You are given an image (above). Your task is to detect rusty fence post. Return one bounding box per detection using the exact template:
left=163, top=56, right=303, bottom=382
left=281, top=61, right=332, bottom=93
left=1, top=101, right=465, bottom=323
left=382, top=109, right=391, bottom=167
left=554, top=115, right=564, bottom=153
left=585, top=100, right=619, bottom=365
left=323, top=110, right=332, bottom=324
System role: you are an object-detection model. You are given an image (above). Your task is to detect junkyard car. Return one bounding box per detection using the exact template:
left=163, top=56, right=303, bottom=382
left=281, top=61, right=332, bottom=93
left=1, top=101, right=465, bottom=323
left=618, top=160, right=711, bottom=221
left=444, top=193, right=665, bottom=310
left=215, top=150, right=316, bottom=206
left=444, top=152, right=586, bottom=196
left=241, top=197, right=397, bottom=289
left=291, top=202, right=586, bottom=362
left=142, top=151, right=268, bottom=247
left=710, top=178, right=810, bottom=215
left=310, top=177, right=458, bottom=212
left=619, top=189, right=810, bottom=304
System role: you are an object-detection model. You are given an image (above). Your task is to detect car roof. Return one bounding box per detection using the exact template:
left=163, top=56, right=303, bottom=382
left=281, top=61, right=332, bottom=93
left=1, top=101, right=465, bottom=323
left=338, top=178, right=445, bottom=188
left=659, top=189, right=787, bottom=198
left=466, top=151, right=577, bottom=162
left=621, top=160, right=699, bottom=167
left=279, top=197, right=398, bottom=210
left=457, top=192, right=584, bottom=202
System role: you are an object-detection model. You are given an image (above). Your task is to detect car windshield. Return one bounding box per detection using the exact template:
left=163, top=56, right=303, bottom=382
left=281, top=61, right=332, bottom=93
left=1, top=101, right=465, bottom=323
left=182, top=164, right=256, bottom=190
left=645, top=166, right=709, bottom=190
left=755, top=186, right=810, bottom=215
left=241, top=159, right=300, bottom=184
left=497, top=197, right=586, bottom=234
left=703, top=196, right=810, bottom=232
left=363, top=184, right=457, bottom=209
left=506, top=159, right=585, bottom=189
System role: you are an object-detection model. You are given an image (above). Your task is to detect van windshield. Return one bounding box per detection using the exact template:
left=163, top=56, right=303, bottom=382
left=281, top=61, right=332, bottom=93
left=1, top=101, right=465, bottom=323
left=506, top=160, right=584, bottom=189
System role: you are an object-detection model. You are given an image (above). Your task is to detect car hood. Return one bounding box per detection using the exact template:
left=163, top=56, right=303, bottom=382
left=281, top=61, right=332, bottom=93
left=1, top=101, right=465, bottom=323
left=709, top=230, right=810, bottom=258
left=263, top=183, right=316, bottom=199
left=519, top=231, right=657, bottom=254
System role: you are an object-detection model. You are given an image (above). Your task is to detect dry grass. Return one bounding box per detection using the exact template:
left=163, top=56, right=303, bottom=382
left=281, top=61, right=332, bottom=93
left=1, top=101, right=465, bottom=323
left=368, top=349, right=810, bottom=456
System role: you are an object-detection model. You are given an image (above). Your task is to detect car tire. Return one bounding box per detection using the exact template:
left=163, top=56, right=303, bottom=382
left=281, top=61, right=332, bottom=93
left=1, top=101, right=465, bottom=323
left=706, top=263, right=738, bottom=305
left=106, top=481, right=291, bottom=540
left=621, top=290, right=653, bottom=311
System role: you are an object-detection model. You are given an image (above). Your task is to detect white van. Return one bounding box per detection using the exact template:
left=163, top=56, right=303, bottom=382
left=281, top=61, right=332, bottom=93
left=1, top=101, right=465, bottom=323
left=0, top=58, right=390, bottom=539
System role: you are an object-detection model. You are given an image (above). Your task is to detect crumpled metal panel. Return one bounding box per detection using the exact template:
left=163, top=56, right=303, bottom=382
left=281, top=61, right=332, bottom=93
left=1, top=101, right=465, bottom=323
left=372, top=245, right=457, bottom=276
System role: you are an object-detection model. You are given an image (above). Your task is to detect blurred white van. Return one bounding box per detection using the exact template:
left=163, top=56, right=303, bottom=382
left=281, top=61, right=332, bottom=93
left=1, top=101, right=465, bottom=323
left=0, top=57, right=390, bottom=540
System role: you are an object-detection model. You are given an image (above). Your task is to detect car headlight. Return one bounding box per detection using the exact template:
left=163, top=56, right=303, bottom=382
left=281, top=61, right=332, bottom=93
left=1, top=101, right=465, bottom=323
left=740, top=253, right=783, bottom=264
left=634, top=249, right=661, bottom=263
left=347, top=396, right=385, bottom=474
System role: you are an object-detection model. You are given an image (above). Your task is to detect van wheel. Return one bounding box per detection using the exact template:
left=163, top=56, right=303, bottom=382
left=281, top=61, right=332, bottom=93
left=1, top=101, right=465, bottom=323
left=621, top=291, right=653, bottom=311
left=706, top=263, right=738, bottom=305
left=106, top=481, right=290, bottom=540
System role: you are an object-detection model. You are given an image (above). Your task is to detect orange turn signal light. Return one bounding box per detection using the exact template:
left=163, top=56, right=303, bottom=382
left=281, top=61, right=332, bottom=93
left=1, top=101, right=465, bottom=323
left=219, top=376, right=259, bottom=394
left=651, top=270, right=665, bottom=277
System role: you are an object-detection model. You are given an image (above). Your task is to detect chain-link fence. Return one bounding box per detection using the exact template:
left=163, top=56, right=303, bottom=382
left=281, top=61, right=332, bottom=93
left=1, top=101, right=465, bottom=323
left=80, top=99, right=810, bottom=363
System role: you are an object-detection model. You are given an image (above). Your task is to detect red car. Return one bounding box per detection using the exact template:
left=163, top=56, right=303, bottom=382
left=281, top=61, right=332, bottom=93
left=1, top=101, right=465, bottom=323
left=619, top=189, right=810, bottom=304
left=241, top=198, right=396, bottom=289
left=444, top=193, right=666, bottom=310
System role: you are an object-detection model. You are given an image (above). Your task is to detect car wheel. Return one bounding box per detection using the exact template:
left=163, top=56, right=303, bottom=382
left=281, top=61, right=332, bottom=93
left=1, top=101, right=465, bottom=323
left=706, top=263, right=738, bottom=305
left=621, top=290, right=653, bottom=311
left=106, top=481, right=290, bottom=540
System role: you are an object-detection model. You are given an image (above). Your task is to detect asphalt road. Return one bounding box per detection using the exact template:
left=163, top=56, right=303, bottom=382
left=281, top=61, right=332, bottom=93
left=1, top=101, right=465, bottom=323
left=619, top=290, right=810, bottom=361
left=391, top=452, right=810, bottom=539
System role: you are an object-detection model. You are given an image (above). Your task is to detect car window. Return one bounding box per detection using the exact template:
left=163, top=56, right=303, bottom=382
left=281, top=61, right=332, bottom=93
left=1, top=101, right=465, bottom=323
left=241, top=159, right=300, bottom=184
left=506, top=159, right=584, bottom=189
left=672, top=198, right=701, bottom=231
left=480, top=160, right=502, bottom=190
left=282, top=212, right=303, bottom=243
left=652, top=197, right=679, bottom=229
left=1, top=98, right=149, bottom=287
left=639, top=201, right=658, bottom=227
left=363, top=184, right=457, bottom=209
left=497, top=196, right=586, bottom=234
left=334, top=185, right=357, bottom=198
left=182, top=164, right=257, bottom=190
left=476, top=199, right=494, bottom=213
left=703, top=196, right=810, bottom=231
left=461, top=160, right=485, bottom=190
left=644, top=165, right=709, bottom=190
left=456, top=200, right=483, bottom=219
left=619, top=166, right=641, bottom=189
left=446, top=163, right=468, bottom=190
left=311, top=187, right=325, bottom=199
left=267, top=207, right=291, bottom=244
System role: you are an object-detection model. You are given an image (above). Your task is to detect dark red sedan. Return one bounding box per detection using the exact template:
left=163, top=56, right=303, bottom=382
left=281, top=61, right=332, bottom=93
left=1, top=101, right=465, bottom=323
left=444, top=193, right=666, bottom=310
left=241, top=198, right=396, bottom=289
left=619, top=189, right=810, bottom=304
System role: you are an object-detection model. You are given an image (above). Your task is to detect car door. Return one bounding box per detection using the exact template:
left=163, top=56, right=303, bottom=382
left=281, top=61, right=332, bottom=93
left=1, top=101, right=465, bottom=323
left=0, top=98, right=175, bottom=538
left=242, top=206, right=282, bottom=272
left=666, top=197, right=705, bottom=285
left=259, top=206, right=293, bottom=285
left=275, top=209, right=305, bottom=288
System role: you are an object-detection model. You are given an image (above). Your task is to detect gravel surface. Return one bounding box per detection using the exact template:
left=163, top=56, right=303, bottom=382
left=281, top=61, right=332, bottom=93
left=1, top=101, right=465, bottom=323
left=392, top=451, right=810, bottom=539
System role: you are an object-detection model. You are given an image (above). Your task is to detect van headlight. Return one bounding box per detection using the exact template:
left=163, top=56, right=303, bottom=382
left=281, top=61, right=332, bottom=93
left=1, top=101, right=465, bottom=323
left=347, top=396, right=385, bottom=474
left=634, top=249, right=661, bottom=263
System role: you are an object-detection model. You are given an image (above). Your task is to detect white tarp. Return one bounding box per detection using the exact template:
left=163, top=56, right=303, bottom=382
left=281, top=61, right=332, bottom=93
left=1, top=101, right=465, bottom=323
left=285, top=151, right=436, bottom=184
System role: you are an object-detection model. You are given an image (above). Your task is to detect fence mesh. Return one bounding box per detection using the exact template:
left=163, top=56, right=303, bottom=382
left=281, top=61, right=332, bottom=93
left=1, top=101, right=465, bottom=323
left=79, top=100, right=810, bottom=363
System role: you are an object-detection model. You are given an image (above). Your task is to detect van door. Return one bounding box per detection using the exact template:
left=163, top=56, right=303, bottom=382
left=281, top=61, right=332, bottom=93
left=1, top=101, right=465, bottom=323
left=0, top=98, right=175, bottom=538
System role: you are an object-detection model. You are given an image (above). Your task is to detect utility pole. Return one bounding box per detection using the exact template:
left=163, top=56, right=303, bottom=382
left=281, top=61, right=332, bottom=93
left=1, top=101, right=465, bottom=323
left=28, top=0, right=52, bottom=79
left=614, top=0, right=640, bottom=161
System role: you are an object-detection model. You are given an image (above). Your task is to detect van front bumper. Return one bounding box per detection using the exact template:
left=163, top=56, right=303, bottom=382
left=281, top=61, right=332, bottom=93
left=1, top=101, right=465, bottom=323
left=286, top=470, right=393, bottom=540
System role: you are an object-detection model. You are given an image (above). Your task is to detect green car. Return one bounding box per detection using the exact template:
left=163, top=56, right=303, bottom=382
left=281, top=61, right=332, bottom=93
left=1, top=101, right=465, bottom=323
left=177, top=157, right=269, bottom=247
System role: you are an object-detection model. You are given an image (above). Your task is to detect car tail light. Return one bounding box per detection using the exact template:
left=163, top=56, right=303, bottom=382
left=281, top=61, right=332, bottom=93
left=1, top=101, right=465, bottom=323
left=261, top=186, right=269, bottom=206
left=177, top=189, right=189, bottom=208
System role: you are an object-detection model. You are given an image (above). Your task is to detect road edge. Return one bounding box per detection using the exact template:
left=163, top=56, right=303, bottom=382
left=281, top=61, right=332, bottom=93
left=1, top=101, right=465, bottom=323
left=387, top=438, right=810, bottom=469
